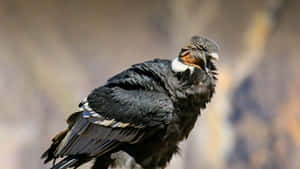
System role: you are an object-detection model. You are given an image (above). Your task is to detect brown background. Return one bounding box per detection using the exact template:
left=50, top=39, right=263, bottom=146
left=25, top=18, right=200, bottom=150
left=0, top=0, right=299, bottom=169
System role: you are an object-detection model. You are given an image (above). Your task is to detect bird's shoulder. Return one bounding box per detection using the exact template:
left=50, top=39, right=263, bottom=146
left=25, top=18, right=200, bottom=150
left=85, top=86, right=173, bottom=128
left=78, top=59, right=174, bottom=128
left=107, top=59, right=171, bottom=89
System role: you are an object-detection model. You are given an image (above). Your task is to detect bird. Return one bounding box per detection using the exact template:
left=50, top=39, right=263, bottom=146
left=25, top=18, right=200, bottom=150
left=41, top=36, right=219, bottom=169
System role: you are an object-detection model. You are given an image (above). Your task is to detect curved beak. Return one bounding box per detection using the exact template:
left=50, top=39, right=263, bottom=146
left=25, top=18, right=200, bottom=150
left=209, top=52, right=219, bottom=61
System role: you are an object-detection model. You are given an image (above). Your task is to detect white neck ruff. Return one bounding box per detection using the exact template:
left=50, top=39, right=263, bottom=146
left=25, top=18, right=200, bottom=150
left=171, top=57, right=194, bottom=73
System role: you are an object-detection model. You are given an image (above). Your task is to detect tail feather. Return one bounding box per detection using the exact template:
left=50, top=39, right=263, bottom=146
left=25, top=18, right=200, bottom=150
left=50, top=157, right=78, bottom=169
left=42, top=129, right=68, bottom=164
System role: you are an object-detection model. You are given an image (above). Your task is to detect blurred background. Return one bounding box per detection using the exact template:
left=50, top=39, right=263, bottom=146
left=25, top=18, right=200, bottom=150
left=0, top=0, right=299, bottom=169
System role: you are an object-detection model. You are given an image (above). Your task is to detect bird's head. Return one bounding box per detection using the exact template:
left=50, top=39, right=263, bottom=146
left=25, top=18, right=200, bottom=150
left=171, top=36, right=219, bottom=75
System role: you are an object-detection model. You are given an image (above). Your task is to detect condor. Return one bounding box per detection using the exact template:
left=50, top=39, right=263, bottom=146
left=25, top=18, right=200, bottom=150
left=42, top=36, right=219, bottom=169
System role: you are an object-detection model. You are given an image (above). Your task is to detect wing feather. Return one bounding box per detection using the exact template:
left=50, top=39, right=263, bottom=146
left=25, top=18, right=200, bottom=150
left=43, top=60, right=174, bottom=167
left=54, top=112, right=143, bottom=158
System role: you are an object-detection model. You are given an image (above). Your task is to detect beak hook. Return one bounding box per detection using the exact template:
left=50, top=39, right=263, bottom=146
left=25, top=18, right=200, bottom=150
left=209, top=52, right=219, bottom=61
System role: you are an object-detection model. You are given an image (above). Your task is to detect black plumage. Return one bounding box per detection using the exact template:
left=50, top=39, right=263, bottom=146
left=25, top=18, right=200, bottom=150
left=42, top=36, right=219, bottom=169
